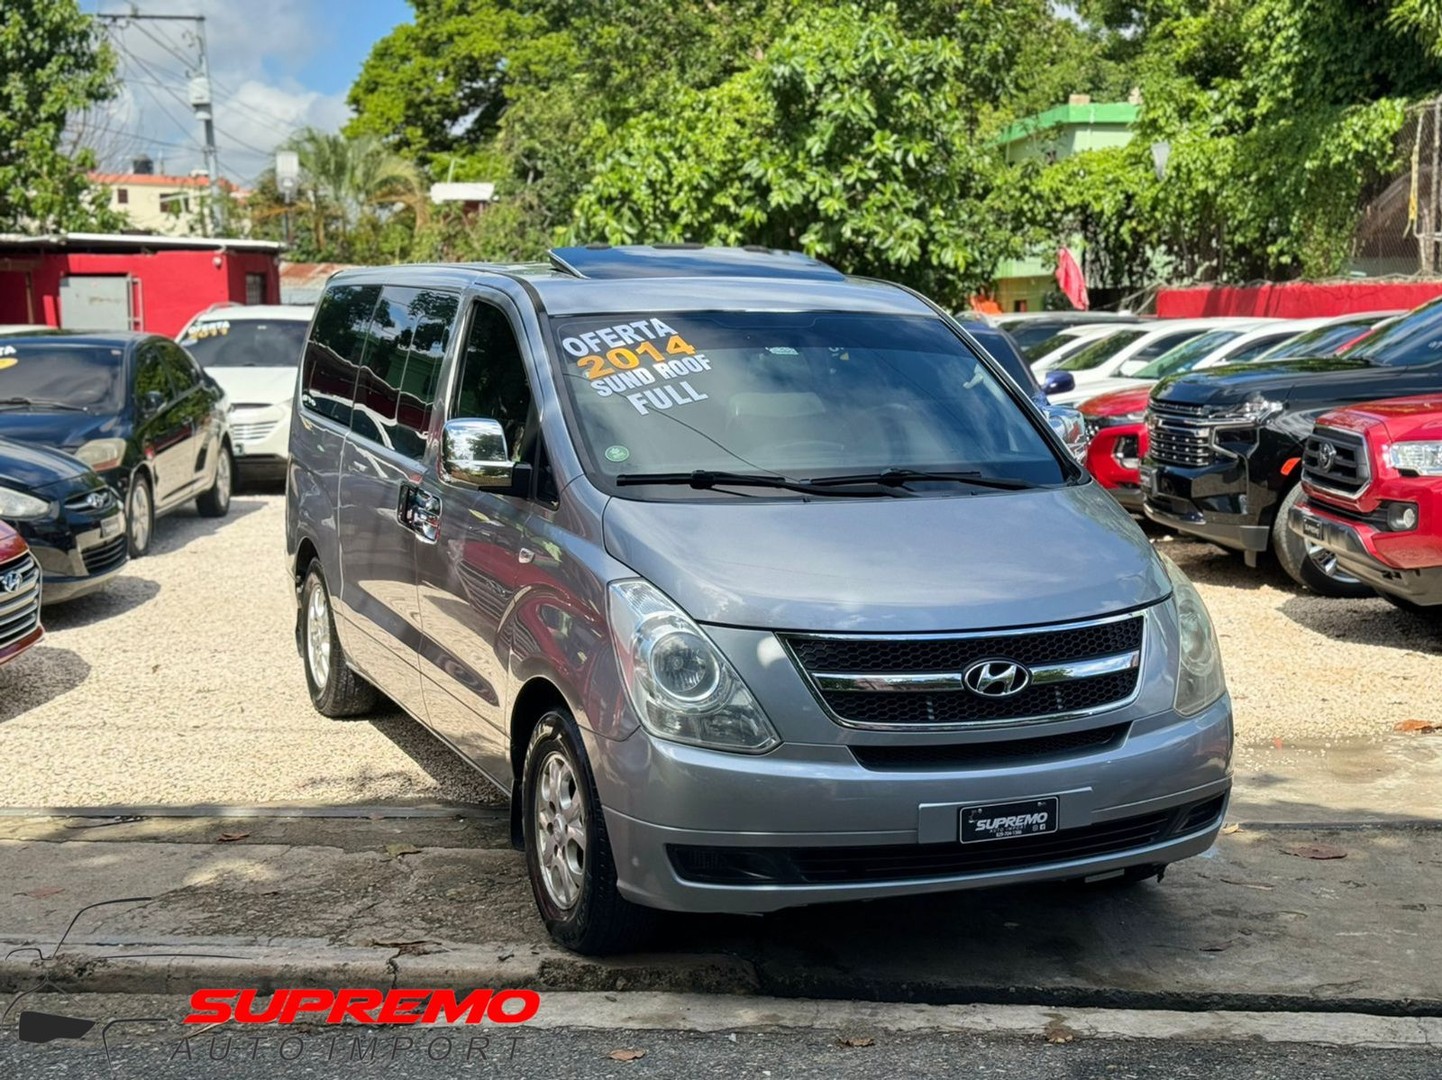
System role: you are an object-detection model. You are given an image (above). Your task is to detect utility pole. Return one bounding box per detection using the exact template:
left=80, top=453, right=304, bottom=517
left=96, top=12, right=223, bottom=234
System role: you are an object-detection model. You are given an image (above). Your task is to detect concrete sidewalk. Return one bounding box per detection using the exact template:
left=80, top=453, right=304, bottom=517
left=1, top=813, right=1437, bottom=1015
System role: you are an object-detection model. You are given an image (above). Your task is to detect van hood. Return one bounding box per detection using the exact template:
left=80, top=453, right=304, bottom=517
left=601, top=483, right=1170, bottom=632
left=203, top=366, right=298, bottom=406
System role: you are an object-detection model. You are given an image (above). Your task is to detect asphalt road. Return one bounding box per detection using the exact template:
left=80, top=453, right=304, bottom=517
left=3, top=1024, right=1438, bottom=1080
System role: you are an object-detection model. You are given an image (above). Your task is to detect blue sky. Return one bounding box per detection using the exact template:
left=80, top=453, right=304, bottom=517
left=84, top=1, right=414, bottom=183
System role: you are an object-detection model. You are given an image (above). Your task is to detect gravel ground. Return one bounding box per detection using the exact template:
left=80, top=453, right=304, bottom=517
left=0, top=493, right=1436, bottom=809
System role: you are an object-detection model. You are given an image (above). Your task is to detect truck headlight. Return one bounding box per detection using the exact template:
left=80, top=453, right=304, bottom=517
left=1386, top=441, right=1442, bottom=476
left=0, top=486, right=52, bottom=520
left=1161, top=555, right=1226, bottom=716
left=1215, top=398, right=1282, bottom=424
left=74, top=438, right=127, bottom=472
left=608, top=580, right=780, bottom=753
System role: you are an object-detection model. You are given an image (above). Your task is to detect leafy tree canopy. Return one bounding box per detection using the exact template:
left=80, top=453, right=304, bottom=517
left=0, top=0, right=122, bottom=232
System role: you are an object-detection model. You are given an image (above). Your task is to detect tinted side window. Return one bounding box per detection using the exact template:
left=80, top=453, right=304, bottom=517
left=452, top=302, right=533, bottom=461
left=353, top=286, right=419, bottom=451
left=159, top=341, right=200, bottom=394
left=134, top=342, right=169, bottom=404
left=394, top=290, right=459, bottom=458
left=302, top=284, right=381, bottom=425
left=1133, top=331, right=1202, bottom=363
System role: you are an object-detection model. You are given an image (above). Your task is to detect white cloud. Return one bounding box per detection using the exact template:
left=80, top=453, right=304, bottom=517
left=79, top=0, right=357, bottom=184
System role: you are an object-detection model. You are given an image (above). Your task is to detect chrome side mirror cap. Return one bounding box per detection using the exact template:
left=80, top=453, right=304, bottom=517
left=1043, top=405, right=1089, bottom=462
left=441, top=418, right=513, bottom=488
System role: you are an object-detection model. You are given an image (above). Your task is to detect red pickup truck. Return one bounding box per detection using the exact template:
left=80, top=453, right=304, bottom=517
left=1286, top=394, right=1442, bottom=613
left=1080, top=385, right=1151, bottom=511
left=0, top=520, right=44, bottom=666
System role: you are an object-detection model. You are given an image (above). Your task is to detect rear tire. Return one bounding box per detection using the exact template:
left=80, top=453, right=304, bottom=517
left=1272, top=485, right=1372, bottom=599
left=196, top=442, right=233, bottom=518
left=299, top=563, right=377, bottom=717
left=522, top=708, right=653, bottom=955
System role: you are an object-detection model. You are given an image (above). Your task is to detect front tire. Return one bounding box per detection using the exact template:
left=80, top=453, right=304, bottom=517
left=196, top=442, right=233, bottom=518
left=522, top=708, right=652, bottom=955
left=1272, top=485, right=1373, bottom=599
left=299, top=563, right=377, bottom=717
left=126, top=471, right=154, bottom=558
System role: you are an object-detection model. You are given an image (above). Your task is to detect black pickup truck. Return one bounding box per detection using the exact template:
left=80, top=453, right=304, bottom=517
left=1140, top=296, right=1442, bottom=596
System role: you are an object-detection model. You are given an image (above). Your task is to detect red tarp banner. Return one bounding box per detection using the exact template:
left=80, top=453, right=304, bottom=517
left=1157, top=281, right=1442, bottom=319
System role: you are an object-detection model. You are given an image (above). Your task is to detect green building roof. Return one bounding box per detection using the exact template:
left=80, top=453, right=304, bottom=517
left=995, top=102, right=1139, bottom=147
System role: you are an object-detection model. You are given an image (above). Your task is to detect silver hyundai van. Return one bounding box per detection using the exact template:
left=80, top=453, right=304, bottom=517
left=285, top=246, right=1232, bottom=954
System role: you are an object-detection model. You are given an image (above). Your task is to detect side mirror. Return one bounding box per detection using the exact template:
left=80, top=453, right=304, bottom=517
left=141, top=389, right=165, bottom=416
left=1117, top=359, right=1146, bottom=378
left=442, top=418, right=515, bottom=489
left=1043, top=405, right=1089, bottom=462
left=1042, top=369, right=1075, bottom=396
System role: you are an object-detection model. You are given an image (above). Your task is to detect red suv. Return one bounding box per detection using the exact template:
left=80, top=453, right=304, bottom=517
left=0, top=520, right=44, bottom=666
left=1286, top=394, right=1442, bottom=613
left=1080, top=385, right=1151, bottom=510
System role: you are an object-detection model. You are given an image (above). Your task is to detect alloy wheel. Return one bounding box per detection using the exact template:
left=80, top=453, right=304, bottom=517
left=216, top=451, right=232, bottom=510
left=305, top=583, right=332, bottom=687
left=534, top=749, right=587, bottom=910
left=130, top=483, right=151, bottom=552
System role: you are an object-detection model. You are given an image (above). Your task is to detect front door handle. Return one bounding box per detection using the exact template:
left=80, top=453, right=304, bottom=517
left=398, top=485, right=441, bottom=542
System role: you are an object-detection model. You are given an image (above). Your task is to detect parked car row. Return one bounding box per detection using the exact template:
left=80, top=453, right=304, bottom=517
left=1008, top=299, right=1442, bottom=618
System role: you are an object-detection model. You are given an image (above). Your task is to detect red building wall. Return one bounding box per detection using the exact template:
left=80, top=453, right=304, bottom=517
left=1157, top=281, right=1442, bottom=318
left=0, top=248, right=279, bottom=337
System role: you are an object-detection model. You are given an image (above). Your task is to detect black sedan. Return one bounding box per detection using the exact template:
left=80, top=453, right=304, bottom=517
left=0, top=333, right=233, bottom=556
left=0, top=436, right=128, bottom=602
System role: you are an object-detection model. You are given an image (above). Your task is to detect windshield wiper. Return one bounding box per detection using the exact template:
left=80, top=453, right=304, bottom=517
left=0, top=396, right=88, bottom=412
left=614, top=470, right=896, bottom=497
left=802, top=468, right=1038, bottom=491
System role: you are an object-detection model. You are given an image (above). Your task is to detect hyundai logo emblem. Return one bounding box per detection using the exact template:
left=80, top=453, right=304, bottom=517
left=0, top=570, right=22, bottom=594
left=1316, top=441, right=1337, bottom=472
left=962, top=659, right=1030, bottom=697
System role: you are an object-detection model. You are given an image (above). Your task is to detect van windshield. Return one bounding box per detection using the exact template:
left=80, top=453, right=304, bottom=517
left=550, top=311, right=1067, bottom=493
left=180, top=319, right=309, bottom=368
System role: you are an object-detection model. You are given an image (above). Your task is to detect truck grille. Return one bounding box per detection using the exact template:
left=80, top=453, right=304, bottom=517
left=0, top=552, right=42, bottom=651
left=782, top=613, right=1146, bottom=729
left=1147, top=401, right=1213, bottom=467
left=1303, top=427, right=1369, bottom=495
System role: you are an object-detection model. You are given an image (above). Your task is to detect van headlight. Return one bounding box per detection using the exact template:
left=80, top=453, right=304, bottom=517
left=608, top=579, right=780, bottom=753
left=1161, top=555, right=1226, bottom=716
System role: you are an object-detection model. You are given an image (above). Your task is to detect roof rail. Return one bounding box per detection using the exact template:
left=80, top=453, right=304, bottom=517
left=548, top=244, right=845, bottom=282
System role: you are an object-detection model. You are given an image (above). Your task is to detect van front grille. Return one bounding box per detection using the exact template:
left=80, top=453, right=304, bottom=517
left=782, top=613, right=1145, bottom=729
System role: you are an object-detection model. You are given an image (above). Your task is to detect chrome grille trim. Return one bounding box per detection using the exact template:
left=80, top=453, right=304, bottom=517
left=1146, top=406, right=1213, bottom=468
left=782, top=609, right=1150, bottom=731
left=1302, top=426, right=1371, bottom=498
left=0, top=552, right=42, bottom=650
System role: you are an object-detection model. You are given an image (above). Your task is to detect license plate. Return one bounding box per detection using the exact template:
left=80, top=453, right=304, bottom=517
left=1301, top=516, right=1323, bottom=541
left=960, top=798, right=1059, bottom=844
left=100, top=516, right=122, bottom=539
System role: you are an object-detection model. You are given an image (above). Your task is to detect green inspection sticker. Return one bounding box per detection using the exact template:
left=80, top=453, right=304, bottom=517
left=604, top=445, right=630, bottom=463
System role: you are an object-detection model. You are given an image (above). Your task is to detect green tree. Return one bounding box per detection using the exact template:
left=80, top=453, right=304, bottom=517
left=572, top=3, right=1041, bottom=302
left=0, top=0, right=122, bottom=231
left=246, top=129, right=426, bottom=262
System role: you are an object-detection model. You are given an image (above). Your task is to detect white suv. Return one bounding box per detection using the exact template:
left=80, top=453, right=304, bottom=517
left=177, top=304, right=313, bottom=478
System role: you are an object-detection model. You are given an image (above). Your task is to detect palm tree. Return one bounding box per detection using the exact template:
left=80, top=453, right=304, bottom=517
left=284, top=128, right=426, bottom=255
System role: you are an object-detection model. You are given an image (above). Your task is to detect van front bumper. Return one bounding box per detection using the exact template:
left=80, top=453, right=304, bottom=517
left=592, top=695, right=1233, bottom=914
